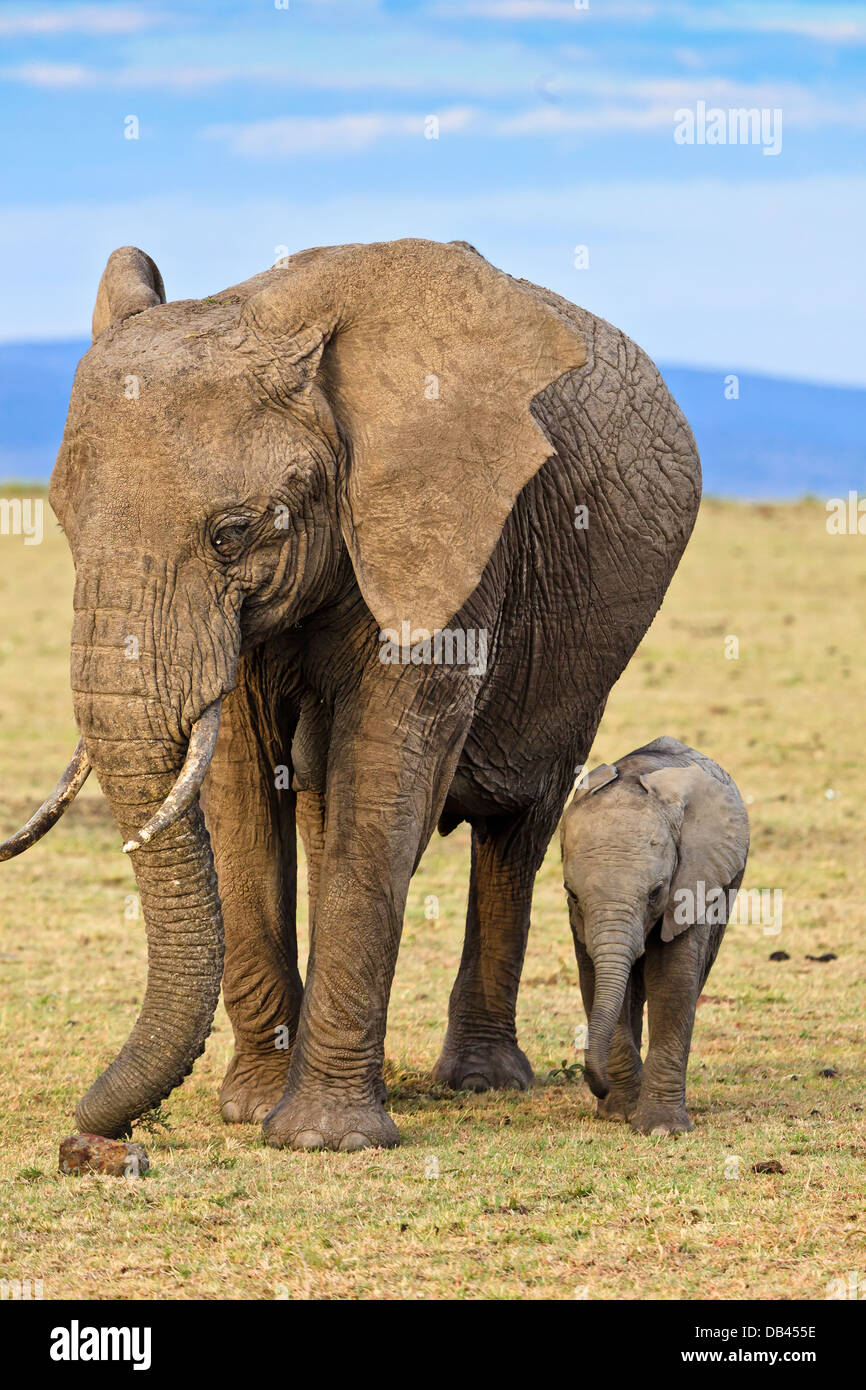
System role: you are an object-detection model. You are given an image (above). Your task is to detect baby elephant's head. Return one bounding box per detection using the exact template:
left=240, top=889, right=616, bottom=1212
left=560, top=759, right=749, bottom=1099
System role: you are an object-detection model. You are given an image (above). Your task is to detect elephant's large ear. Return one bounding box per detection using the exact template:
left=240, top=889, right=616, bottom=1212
left=240, top=239, right=586, bottom=634
left=571, top=762, right=618, bottom=803
left=92, top=246, right=166, bottom=342
left=639, top=765, right=750, bottom=943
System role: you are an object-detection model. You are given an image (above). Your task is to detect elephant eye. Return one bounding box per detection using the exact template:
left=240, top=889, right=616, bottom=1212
left=211, top=515, right=254, bottom=561
left=649, top=883, right=665, bottom=903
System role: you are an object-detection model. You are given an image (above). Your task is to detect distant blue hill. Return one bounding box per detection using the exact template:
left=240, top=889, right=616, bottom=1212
left=0, top=340, right=86, bottom=483
left=660, top=365, right=865, bottom=500
left=0, top=340, right=863, bottom=499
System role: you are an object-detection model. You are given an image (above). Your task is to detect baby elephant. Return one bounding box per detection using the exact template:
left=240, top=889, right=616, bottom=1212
left=561, top=736, right=749, bottom=1135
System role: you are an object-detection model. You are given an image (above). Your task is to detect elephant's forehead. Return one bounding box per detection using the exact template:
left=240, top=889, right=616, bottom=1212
left=56, top=334, right=279, bottom=534
left=73, top=302, right=250, bottom=416
left=75, top=340, right=244, bottom=405
left=566, top=791, right=665, bottom=854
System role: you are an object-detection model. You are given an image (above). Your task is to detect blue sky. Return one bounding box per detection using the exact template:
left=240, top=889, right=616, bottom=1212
left=1, top=0, right=864, bottom=384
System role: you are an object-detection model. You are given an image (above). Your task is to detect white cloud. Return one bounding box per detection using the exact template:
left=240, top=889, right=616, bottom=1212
left=433, top=1, right=593, bottom=15
left=685, top=5, right=866, bottom=45
left=203, top=107, right=476, bottom=156
left=3, top=63, right=93, bottom=87
left=7, top=61, right=865, bottom=135
left=501, top=77, right=866, bottom=133
left=0, top=4, right=163, bottom=37
left=0, top=59, right=524, bottom=96
left=199, top=77, right=866, bottom=159
left=500, top=103, right=673, bottom=134
left=1, top=62, right=245, bottom=90
left=753, top=18, right=866, bottom=41
left=430, top=0, right=866, bottom=43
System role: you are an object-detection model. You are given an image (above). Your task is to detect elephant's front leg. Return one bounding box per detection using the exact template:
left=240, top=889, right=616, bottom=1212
left=262, top=672, right=473, bottom=1151
left=432, top=810, right=551, bottom=1092
left=201, top=663, right=303, bottom=1125
left=631, top=925, right=725, bottom=1135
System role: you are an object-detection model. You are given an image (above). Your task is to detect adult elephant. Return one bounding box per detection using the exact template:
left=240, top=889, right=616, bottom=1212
left=1, top=239, right=700, bottom=1151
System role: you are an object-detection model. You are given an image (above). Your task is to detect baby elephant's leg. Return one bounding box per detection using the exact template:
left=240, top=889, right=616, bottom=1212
left=632, top=924, right=725, bottom=1135
left=574, top=941, right=644, bottom=1122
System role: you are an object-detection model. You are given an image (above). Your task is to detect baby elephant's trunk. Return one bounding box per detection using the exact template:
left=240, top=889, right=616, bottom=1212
left=584, top=912, right=643, bottom=1098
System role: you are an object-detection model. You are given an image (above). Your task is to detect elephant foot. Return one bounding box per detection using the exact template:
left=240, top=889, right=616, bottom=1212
left=261, top=1088, right=400, bottom=1151
left=219, top=1049, right=290, bottom=1125
left=432, top=1037, right=534, bottom=1093
left=631, top=1100, right=693, bottom=1136
left=596, top=1086, right=641, bottom=1124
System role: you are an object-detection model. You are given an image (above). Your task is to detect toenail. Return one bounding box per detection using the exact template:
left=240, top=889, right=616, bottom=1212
left=339, top=1131, right=372, bottom=1151
left=221, top=1102, right=241, bottom=1124
left=461, top=1074, right=489, bottom=1092
left=294, top=1129, right=326, bottom=1149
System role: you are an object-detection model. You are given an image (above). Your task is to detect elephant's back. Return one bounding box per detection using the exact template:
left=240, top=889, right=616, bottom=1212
left=516, top=276, right=701, bottom=527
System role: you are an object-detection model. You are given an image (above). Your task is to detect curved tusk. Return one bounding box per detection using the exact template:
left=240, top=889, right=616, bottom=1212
left=0, top=740, right=91, bottom=863
left=123, top=700, right=222, bottom=854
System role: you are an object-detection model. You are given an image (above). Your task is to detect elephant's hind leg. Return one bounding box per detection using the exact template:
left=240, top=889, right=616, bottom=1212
left=432, top=808, right=552, bottom=1093
left=202, top=657, right=303, bottom=1124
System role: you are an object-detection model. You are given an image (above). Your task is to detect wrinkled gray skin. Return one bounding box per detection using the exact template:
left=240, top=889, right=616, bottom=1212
left=561, top=738, right=749, bottom=1135
left=15, top=240, right=701, bottom=1150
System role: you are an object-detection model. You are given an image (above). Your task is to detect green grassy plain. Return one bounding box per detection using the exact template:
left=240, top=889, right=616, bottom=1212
left=0, top=494, right=863, bottom=1300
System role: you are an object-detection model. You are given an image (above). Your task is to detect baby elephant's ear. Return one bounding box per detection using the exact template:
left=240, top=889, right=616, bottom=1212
left=241, top=239, right=586, bottom=634
left=91, top=247, right=166, bottom=342
left=572, top=762, right=618, bottom=802
left=640, top=764, right=750, bottom=943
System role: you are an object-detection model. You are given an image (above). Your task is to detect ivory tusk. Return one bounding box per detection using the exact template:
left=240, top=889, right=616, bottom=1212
left=122, top=700, right=222, bottom=853
left=0, top=740, right=91, bottom=863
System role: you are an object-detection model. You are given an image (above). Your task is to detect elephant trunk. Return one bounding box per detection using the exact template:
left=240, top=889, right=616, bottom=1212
left=75, top=818, right=223, bottom=1138
left=70, top=571, right=236, bottom=1137
left=584, top=908, right=644, bottom=1099
left=73, top=698, right=224, bottom=1137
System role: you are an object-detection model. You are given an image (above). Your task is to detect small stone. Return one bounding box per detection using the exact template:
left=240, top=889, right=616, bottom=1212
left=752, top=1159, right=785, bottom=1174
left=819, top=1067, right=839, bottom=1079
left=769, top=950, right=790, bottom=961
left=59, top=1133, right=149, bottom=1178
